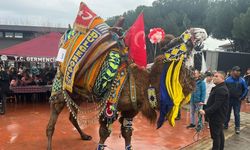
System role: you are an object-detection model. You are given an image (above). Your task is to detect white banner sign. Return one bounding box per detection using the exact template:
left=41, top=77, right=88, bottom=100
left=0, top=55, right=56, bottom=62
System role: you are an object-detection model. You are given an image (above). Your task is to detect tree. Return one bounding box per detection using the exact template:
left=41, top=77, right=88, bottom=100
left=106, top=0, right=250, bottom=53
left=233, top=7, right=250, bottom=40
left=232, top=7, right=250, bottom=52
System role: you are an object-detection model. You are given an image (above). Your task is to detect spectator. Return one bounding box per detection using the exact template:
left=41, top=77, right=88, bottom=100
left=10, top=76, right=21, bottom=87
left=244, top=68, right=250, bottom=103
left=33, top=75, right=44, bottom=85
left=224, top=66, right=248, bottom=134
left=199, top=71, right=229, bottom=150
left=8, top=66, right=18, bottom=81
left=41, top=64, right=55, bottom=85
left=226, top=70, right=231, bottom=78
left=0, top=66, right=10, bottom=102
left=203, top=72, right=215, bottom=128
left=31, top=66, right=40, bottom=76
left=187, top=70, right=206, bottom=128
left=21, top=70, right=34, bottom=86
left=18, top=66, right=23, bottom=75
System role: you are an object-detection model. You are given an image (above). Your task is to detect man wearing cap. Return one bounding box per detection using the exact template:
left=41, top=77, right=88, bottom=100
left=224, top=66, right=248, bottom=134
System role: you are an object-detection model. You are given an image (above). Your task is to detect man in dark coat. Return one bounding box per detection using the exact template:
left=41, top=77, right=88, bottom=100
left=0, top=67, right=10, bottom=94
left=0, top=67, right=10, bottom=115
left=199, top=71, right=229, bottom=150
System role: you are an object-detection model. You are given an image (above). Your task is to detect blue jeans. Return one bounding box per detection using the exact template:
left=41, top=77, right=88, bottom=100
left=190, top=102, right=201, bottom=125
left=224, top=98, right=241, bottom=128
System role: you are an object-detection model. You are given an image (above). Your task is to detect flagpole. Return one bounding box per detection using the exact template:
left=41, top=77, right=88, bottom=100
left=154, top=43, right=157, bottom=60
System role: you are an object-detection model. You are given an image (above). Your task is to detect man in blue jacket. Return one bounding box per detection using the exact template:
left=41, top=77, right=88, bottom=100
left=187, top=70, right=206, bottom=128
left=224, top=66, right=248, bottom=134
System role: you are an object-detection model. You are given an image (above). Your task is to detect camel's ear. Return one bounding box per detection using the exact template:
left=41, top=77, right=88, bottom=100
left=160, top=34, right=175, bottom=46
left=68, top=24, right=71, bottom=30
left=160, top=34, right=176, bottom=51
left=160, top=37, right=182, bottom=52
left=113, top=16, right=125, bottom=28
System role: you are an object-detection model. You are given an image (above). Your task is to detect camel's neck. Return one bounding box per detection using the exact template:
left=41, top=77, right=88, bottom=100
left=148, top=55, right=166, bottom=110
left=128, top=64, right=157, bottom=123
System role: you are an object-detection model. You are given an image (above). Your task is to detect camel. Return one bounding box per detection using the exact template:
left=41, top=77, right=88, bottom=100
left=46, top=2, right=207, bottom=150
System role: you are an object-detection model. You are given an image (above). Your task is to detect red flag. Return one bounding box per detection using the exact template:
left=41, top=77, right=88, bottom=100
left=74, top=2, right=97, bottom=29
left=125, top=13, right=147, bottom=67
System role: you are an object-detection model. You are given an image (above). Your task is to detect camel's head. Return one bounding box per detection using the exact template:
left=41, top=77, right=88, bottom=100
left=149, top=28, right=207, bottom=128
left=161, top=28, right=207, bottom=63
left=188, top=28, right=208, bottom=51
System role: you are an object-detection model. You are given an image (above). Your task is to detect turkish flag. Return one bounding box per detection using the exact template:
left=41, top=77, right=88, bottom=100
left=74, top=2, right=97, bottom=28
left=125, top=13, right=147, bottom=67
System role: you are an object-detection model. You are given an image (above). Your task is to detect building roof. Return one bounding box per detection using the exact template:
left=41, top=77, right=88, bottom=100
left=0, top=32, right=62, bottom=58
left=0, top=24, right=67, bottom=33
left=218, top=43, right=234, bottom=48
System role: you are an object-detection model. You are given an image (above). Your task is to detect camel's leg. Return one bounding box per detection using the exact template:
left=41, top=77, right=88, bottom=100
left=97, top=114, right=116, bottom=150
left=69, top=107, right=92, bottom=140
left=46, top=99, right=65, bottom=150
left=119, top=111, right=138, bottom=150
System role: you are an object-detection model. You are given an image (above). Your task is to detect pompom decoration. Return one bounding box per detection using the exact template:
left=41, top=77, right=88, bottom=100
left=148, top=28, right=166, bottom=44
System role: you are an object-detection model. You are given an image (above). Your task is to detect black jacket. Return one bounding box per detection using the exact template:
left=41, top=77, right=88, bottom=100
left=205, top=82, right=229, bottom=124
left=244, top=74, right=250, bottom=86
left=0, top=70, right=10, bottom=94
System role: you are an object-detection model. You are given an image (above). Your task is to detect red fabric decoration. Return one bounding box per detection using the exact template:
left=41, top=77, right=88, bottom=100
left=74, top=2, right=97, bottom=28
left=125, top=13, right=147, bottom=67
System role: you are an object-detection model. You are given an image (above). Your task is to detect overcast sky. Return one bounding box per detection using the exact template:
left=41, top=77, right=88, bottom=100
left=0, top=0, right=229, bottom=49
left=0, top=0, right=155, bottom=27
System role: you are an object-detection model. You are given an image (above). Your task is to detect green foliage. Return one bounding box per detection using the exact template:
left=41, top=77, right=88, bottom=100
left=205, top=0, right=239, bottom=39
left=107, top=0, right=209, bottom=36
left=232, top=7, right=250, bottom=40
left=106, top=0, right=250, bottom=53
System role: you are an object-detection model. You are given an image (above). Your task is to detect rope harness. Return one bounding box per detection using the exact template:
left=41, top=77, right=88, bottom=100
left=193, top=105, right=204, bottom=141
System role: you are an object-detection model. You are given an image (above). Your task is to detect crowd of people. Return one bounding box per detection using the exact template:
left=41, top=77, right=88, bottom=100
left=185, top=66, right=250, bottom=150
left=0, top=64, right=56, bottom=88
left=0, top=64, right=56, bottom=103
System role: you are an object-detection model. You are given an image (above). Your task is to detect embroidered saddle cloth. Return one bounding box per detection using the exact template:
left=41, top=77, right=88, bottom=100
left=58, top=2, right=122, bottom=93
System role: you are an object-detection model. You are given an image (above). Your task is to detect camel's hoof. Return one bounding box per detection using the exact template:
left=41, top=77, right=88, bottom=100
left=97, top=144, right=106, bottom=150
left=81, top=135, right=92, bottom=140
left=125, top=145, right=132, bottom=150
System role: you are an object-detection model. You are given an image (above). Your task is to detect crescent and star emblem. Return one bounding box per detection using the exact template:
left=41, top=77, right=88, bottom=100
left=78, top=10, right=93, bottom=20
left=134, top=31, right=145, bottom=48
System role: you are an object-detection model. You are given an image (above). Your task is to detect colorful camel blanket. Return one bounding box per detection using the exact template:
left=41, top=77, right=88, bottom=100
left=62, top=23, right=111, bottom=92
left=54, top=2, right=130, bottom=123
left=57, top=2, right=115, bottom=93
left=56, top=2, right=128, bottom=107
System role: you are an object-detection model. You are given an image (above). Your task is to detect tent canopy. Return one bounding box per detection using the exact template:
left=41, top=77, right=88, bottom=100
left=0, top=32, right=62, bottom=58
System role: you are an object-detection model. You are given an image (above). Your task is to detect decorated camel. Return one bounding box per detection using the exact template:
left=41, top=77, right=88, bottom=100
left=46, top=2, right=207, bottom=150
